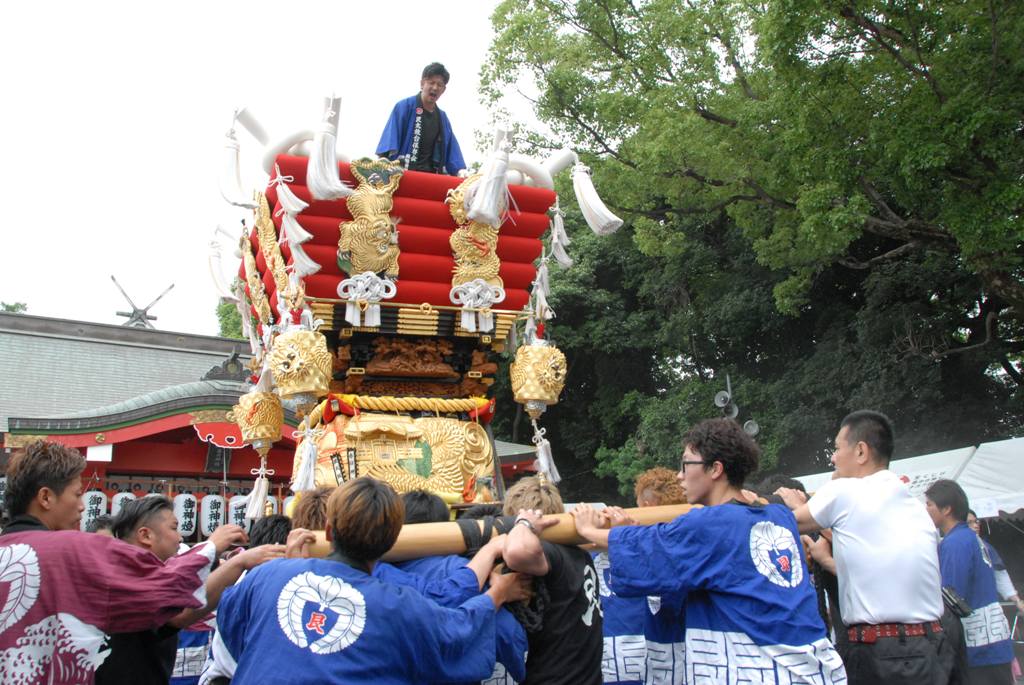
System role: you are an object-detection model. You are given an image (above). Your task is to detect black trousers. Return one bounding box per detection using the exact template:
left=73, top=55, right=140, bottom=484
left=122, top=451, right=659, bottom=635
left=966, top=663, right=1014, bottom=685
left=839, top=627, right=956, bottom=685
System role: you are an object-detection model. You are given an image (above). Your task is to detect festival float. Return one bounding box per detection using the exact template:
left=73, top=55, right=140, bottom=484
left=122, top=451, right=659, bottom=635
left=208, top=96, right=626, bottom=519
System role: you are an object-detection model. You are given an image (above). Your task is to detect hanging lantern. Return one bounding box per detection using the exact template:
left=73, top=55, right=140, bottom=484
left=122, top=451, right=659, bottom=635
left=173, top=493, right=198, bottom=537
left=228, top=495, right=251, bottom=532
left=268, top=328, right=332, bottom=416
left=79, top=490, right=109, bottom=531
left=200, top=494, right=226, bottom=536
left=509, top=338, right=568, bottom=419
left=111, top=492, right=136, bottom=517
left=229, top=390, right=284, bottom=458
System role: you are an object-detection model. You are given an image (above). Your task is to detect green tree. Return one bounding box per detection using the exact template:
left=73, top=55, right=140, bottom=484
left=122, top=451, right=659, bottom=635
left=484, top=0, right=1024, bottom=494
left=216, top=299, right=244, bottom=339
left=1, top=302, right=27, bottom=313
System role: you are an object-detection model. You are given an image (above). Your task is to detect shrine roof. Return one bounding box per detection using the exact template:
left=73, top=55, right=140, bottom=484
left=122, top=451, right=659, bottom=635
left=0, top=312, right=249, bottom=433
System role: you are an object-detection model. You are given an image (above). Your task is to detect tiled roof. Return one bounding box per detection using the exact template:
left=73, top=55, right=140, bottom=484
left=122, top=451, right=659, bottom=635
left=0, top=312, right=248, bottom=432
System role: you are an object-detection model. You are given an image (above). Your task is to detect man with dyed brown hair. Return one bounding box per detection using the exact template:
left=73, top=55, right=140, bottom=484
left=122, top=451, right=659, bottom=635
left=2, top=440, right=85, bottom=533
left=634, top=466, right=687, bottom=507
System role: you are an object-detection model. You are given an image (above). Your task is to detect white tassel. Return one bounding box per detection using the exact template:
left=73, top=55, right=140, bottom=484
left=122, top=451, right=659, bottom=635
left=535, top=258, right=550, bottom=299
left=467, top=130, right=510, bottom=227
left=531, top=421, right=561, bottom=484
left=269, top=164, right=309, bottom=214
left=572, top=163, right=623, bottom=235
left=291, top=422, right=320, bottom=493
left=219, top=129, right=257, bottom=209
left=288, top=241, right=322, bottom=277
left=244, top=456, right=273, bottom=520
left=534, top=286, right=555, bottom=322
left=278, top=211, right=314, bottom=245
left=549, top=201, right=573, bottom=268
left=307, top=95, right=353, bottom=200
left=524, top=313, right=537, bottom=344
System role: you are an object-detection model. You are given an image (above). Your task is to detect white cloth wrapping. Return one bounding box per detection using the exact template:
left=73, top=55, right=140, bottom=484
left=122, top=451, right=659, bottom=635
left=572, top=162, right=623, bottom=235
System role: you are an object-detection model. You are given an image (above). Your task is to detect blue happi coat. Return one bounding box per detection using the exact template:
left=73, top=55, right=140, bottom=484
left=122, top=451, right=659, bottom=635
left=217, top=558, right=497, bottom=684
left=938, top=523, right=1013, bottom=667
left=593, top=552, right=686, bottom=685
left=376, top=95, right=466, bottom=175
left=394, top=554, right=529, bottom=684
left=608, top=502, right=846, bottom=684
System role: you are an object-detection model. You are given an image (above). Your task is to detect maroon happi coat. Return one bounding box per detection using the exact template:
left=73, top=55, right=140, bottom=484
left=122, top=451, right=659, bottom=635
left=0, top=531, right=215, bottom=684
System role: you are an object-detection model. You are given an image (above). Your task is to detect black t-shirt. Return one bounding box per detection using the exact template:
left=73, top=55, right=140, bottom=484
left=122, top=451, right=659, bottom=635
left=93, top=624, right=180, bottom=685
left=523, top=541, right=603, bottom=685
left=410, top=99, right=441, bottom=172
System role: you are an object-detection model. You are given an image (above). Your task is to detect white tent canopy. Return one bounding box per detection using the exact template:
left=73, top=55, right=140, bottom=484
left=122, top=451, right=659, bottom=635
left=797, top=437, right=1024, bottom=519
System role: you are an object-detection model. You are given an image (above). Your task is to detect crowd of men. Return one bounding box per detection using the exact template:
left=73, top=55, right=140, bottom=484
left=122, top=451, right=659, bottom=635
left=0, top=410, right=1020, bottom=684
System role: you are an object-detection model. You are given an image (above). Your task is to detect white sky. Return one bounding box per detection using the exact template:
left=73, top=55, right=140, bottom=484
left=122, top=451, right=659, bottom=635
left=1, top=0, right=533, bottom=336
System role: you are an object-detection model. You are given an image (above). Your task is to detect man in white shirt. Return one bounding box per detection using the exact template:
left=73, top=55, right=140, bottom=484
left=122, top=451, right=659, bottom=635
left=777, top=410, right=955, bottom=684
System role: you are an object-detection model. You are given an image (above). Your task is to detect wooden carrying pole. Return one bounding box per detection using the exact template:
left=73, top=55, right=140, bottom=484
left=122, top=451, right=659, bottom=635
left=308, top=503, right=695, bottom=561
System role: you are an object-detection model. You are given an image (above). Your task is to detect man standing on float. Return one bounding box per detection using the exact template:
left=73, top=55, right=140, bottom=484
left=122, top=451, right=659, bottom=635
left=377, top=62, right=466, bottom=175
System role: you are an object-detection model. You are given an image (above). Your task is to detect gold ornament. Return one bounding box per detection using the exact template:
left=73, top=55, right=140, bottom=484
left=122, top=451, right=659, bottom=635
left=240, top=232, right=272, bottom=326
left=229, top=391, right=284, bottom=457
left=338, top=158, right=403, bottom=277
left=510, top=341, right=568, bottom=419
left=293, top=412, right=495, bottom=503
left=446, top=175, right=503, bottom=289
left=255, top=193, right=289, bottom=295
left=268, top=329, right=332, bottom=400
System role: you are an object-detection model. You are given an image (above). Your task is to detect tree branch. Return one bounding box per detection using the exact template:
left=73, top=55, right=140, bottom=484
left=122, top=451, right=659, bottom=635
left=999, top=355, right=1023, bottom=386
left=713, top=31, right=761, bottom=100
left=837, top=241, right=922, bottom=270
left=694, top=102, right=738, bottom=127
left=839, top=5, right=946, bottom=104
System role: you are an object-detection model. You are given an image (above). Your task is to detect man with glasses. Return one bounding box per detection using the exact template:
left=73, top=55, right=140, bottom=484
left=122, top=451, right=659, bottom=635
left=573, top=418, right=844, bottom=684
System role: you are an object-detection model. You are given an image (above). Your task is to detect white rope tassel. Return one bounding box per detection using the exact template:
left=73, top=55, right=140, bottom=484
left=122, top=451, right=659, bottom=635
left=291, top=422, right=322, bottom=493
left=269, top=164, right=309, bottom=214
left=535, top=288, right=555, bottom=322
left=337, top=272, right=397, bottom=327
left=450, top=279, right=506, bottom=333
left=524, top=313, right=537, bottom=345
left=531, top=420, right=561, bottom=484
left=220, top=129, right=257, bottom=209
left=572, top=162, right=623, bottom=235
left=307, top=95, right=353, bottom=200
left=535, top=257, right=551, bottom=299
left=244, top=456, right=274, bottom=519
left=549, top=200, right=573, bottom=268
left=467, top=130, right=510, bottom=227
left=278, top=211, right=314, bottom=246
left=288, top=241, right=322, bottom=277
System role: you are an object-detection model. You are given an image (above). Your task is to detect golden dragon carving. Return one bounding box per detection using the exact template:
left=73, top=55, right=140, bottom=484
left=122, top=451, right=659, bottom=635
left=446, top=174, right=503, bottom=289
left=338, top=158, right=403, bottom=277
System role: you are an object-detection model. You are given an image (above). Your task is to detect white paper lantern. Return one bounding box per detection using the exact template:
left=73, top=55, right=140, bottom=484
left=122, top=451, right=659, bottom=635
left=228, top=495, right=250, bottom=532
left=80, top=490, right=109, bottom=531
left=173, top=493, right=199, bottom=537
left=200, top=495, right=226, bottom=536
left=110, top=492, right=137, bottom=518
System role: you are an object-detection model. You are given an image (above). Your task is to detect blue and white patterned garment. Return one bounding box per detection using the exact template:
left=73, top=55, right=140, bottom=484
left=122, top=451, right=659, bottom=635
left=938, top=523, right=1013, bottom=668
left=216, top=558, right=497, bottom=684
left=593, top=552, right=687, bottom=685
left=609, top=503, right=846, bottom=684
